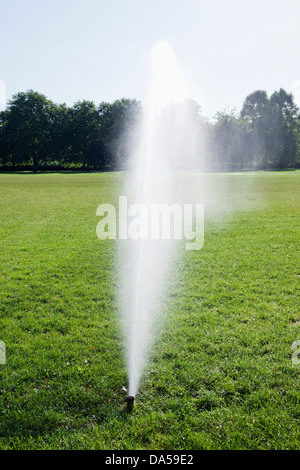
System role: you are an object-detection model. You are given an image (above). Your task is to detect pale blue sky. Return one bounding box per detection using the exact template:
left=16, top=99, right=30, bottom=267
left=1, top=0, right=300, bottom=119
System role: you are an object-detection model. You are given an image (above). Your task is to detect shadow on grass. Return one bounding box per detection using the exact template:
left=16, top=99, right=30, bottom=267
left=0, top=389, right=132, bottom=441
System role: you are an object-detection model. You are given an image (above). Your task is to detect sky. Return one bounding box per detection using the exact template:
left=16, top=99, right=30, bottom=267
left=1, top=0, right=300, bottom=120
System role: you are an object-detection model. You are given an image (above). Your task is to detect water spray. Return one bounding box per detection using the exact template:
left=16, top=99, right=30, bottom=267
left=119, top=40, right=190, bottom=401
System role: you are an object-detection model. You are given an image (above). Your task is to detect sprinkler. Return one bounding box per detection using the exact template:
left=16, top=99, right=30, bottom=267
left=127, top=395, right=135, bottom=411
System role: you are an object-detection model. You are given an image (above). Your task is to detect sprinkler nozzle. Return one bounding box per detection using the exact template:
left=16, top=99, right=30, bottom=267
left=127, top=395, right=134, bottom=411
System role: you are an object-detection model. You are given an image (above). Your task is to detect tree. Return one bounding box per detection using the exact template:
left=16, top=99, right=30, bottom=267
left=68, top=100, right=101, bottom=170
left=240, top=90, right=272, bottom=169
left=213, top=108, right=248, bottom=170
left=48, top=103, right=73, bottom=165
left=240, top=89, right=299, bottom=169
left=5, top=90, right=55, bottom=171
left=98, top=98, right=142, bottom=170
left=0, top=110, right=9, bottom=167
left=269, top=89, right=299, bottom=168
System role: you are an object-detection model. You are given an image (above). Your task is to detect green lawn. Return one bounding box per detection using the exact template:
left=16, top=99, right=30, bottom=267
left=0, top=170, right=299, bottom=450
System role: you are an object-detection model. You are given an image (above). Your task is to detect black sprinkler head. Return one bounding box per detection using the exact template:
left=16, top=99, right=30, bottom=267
left=127, top=395, right=135, bottom=411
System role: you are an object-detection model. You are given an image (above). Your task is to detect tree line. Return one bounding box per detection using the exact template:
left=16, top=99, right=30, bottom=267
left=0, top=88, right=299, bottom=172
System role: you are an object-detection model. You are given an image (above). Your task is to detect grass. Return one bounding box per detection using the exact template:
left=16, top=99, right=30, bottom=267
left=0, top=170, right=299, bottom=450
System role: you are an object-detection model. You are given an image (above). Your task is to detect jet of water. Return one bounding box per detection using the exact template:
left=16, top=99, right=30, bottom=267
left=117, top=40, right=260, bottom=400
left=118, top=41, right=189, bottom=398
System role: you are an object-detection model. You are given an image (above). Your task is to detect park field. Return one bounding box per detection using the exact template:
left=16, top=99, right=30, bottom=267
left=0, top=170, right=299, bottom=450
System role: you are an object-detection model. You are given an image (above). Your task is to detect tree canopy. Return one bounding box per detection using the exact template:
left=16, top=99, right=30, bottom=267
left=0, top=88, right=299, bottom=171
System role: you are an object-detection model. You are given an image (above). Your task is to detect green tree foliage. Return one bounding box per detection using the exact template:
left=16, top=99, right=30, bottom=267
left=240, top=90, right=272, bottom=169
left=213, top=109, right=247, bottom=170
left=240, top=88, right=299, bottom=169
left=0, top=91, right=141, bottom=171
left=49, top=103, right=73, bottom=165
left=0, top=110, right=9, bottom=166
left=269, top=89, right=298, bottom=168
left=98, top=98, right=142, bottom=170
left=3, top=90, right=55, bottom=171
left=0, top=88, right=299, bottom=171
left=68, top=100, right=101, bottom=170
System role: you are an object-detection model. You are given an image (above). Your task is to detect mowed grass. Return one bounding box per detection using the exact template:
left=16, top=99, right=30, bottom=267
left=0, top=170, right=299, bottom=450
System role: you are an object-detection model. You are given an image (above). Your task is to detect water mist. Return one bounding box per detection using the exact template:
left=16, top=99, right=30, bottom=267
left=116, top=41, right=261, bottom=407
left=118, top=41, right=190, bottom=401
